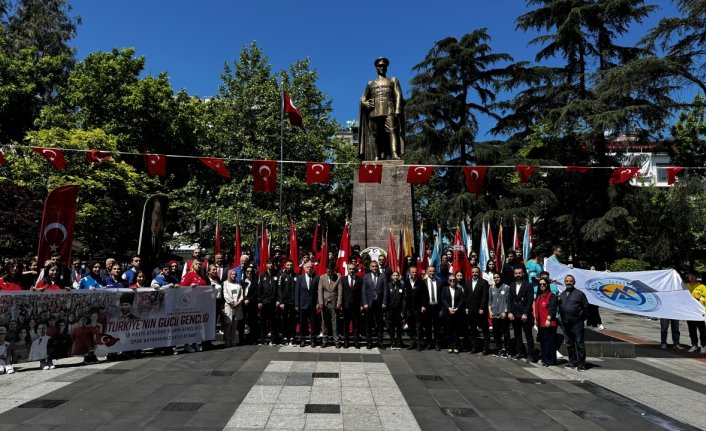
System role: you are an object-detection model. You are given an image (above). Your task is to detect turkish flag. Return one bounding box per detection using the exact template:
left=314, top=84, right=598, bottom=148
left=463, top=166, right=488, bottom=195
left=86, top=149, right=112, bottom=163
left=0, top=148, right=6, bottom=165
left=453, top=227, right=473, bottom=280
left=289, top=222, right=299, bottom=270
left=96, top=334, right=120, bottom=347
left=37, top=185, right=79, bottom=265
left=31, top=147, right=67, bottom=170
left=336, top=224, right=351, bottom=276
left=214, top=221, right=221, bottom=255
left=144, top=154, right=166, bottom=176
left=666, top=166, right=683, bottom=186
left=515, top=165, right=537, bottom=183
left=199, top=157, right=231, bottom=179
left=284, top=92, right=302, bottom=127
left=387, top=229, right=399, bottom=273
left=252, top=160, right=277, bottom=193
left=358, top=164, right=383, bottom=183
left=566, top=166, right=590, bottom=174
left=407, top=165, right=433, bottom=184
left=609, top=167, right=640, bottom=184
left=317, top=233, right=328, bottom=276
left=232, top=224, right=241, bottom=267
left=306, top=162, right=331, bottom=184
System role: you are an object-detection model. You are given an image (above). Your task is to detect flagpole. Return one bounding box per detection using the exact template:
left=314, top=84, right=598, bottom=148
left=279, top=79, right=284, bottom=246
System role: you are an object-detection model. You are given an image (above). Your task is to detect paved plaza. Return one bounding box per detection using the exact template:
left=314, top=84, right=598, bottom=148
left=1, top=309, right=705, bottom=431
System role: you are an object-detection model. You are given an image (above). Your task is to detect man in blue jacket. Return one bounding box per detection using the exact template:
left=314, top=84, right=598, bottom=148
left=361, top=260, right=388, bottom=349
left=295, top=262, right=319, bottom=348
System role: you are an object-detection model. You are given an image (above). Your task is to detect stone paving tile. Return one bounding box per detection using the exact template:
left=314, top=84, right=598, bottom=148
left=341, top=404, right=383, bottom=430
left=242, top=386, right=283, bottom=404
left=284, top=372, right=314, bottom=386
left=371, top=387, right=407, bottom=406
left=376, top=405, right=422, bottom=431
left=339, top=363, right=367, bottom=375
left=290, top=361, right=318, bottom=373
left=265, top=404, right=307, bottom=430
left=340, top=373, right=370, bottom=388
left=364, top=362, right=391, bottom=374
left=309, top=386, right=342, bottom=404
left=224, top=402, right=275, bottom=429
left=341, top=387, right=376, bottom=405
left=304, top=412, right=343, bottom=430
left=277, top=386, right=312, bottom=404
left=264, top=361, right=294, bottom=373
left=257, top=372, right=289, bottom=386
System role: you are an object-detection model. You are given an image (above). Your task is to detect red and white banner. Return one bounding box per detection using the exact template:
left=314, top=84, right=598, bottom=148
left=0, top=287, right=217, bottom=355
left=305, top=162, right=331, bottom=184
left=406, top=165, right=433, bottom=184
left=32, top=147, right=66, bottom=170
left=359, top=164, right=383, bottom=183
left=199, top=157, right=231, bottom=179
left=252, top=160, right=277, bottom=193
left=284, top=91, right=303, bottom=127
left=463, top=166, right=487, bottom=195
left=144, top=154, right=166, bottom=176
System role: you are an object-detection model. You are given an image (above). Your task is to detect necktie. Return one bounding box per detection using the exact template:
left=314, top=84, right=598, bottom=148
left=349, top=276, right=353, bottom=288
left=430, top=280, right=436, bottom=304
left=372, top=275, right=378, bottom=300
left=451, top=288, right=455, bottom=308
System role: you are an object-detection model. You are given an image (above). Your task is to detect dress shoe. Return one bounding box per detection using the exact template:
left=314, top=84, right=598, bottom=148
left=335, top=342, right=341, bottom=349
left=322, top=342, right=328, bottom=349
left=300, top=341, right=306, bottom=348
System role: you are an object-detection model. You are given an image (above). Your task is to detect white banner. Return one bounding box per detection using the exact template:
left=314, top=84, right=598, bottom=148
left=546, top=261, right=705, bottom=321
left=0, top=286, right=216, bottom=357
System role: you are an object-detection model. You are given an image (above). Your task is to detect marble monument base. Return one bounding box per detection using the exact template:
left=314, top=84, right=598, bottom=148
left=351, top=160, right=415, bottom=251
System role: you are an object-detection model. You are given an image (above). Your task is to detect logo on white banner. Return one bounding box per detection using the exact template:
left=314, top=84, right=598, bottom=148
left=585, top=277, right=662, bottom=312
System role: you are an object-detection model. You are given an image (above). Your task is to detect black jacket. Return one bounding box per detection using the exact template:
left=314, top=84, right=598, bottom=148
left=557, top=288, right=589, bottom=324
left=404, top=276, right=427, bottom=312
left=387, top=280, right=406, bottom=309
left=278, top=270, right=296, bottom=305
left=507, top=280, right=534, bottom=316
left=258, top=270, right=279, bottom=304
left=341, top=273, right=362, bottom=309
left=465, top=278, right=489, bottom=313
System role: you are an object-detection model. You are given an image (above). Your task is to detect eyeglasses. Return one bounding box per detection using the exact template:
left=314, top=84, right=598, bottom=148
left=538, top=283, right=548, bottom=287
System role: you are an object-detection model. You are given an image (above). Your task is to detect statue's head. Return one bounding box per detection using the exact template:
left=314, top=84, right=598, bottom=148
left=374, top=57, right=390, bottom=67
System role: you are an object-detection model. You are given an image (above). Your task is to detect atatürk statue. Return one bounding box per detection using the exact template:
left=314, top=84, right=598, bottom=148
left=359, top=57, right=405, bottom=161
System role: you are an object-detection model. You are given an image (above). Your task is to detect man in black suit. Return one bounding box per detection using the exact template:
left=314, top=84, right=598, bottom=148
left=507, top=267, right=535, bottom=362
left=341, top=261, right=363, bottom=348
left=404, top=266, right=426, bottom=350
left=442, top=274, right=465, bottom=353
left=295, top=262, right=319, bottom=347
left=277, top=260, right=297, bottom=345
left=361, top=260, right=388, bottom=349
left=465, top=266, right=490, bottom=355
left=422, top=266, right=443, bottom=351
left=258, top=259, right=280, bottom=345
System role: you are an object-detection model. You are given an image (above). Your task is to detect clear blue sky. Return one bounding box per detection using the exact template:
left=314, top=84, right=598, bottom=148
left=70, top=0, right=681, bottom=139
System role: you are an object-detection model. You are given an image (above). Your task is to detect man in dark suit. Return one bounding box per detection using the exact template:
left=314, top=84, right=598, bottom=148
left=422, top=266, right=443, bottom=351
left=404, top=266, right=426, bottom=350
left=341, top=261, right=363, bottom=348
left=361, top=260, right=388, bottom=349
left=295, top=262, right=319, bottom=347
left=466, top=266, right=490, bottom=355
left=441, top=274, right=465, bottom=353
left=507, top=267, right=535, bottom=362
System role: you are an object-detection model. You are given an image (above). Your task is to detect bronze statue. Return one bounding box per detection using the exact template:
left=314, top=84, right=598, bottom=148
left=359, top=57, right=405, bottom=161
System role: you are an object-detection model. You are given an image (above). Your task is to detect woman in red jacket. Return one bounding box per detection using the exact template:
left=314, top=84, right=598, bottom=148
left=534, top=280, right=558, bottom=366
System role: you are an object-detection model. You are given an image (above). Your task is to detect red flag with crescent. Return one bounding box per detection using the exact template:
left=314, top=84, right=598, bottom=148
left=31, top=147, right=67, bottom=170
left=515, top=165, right=537, bottom=183
left=609, top=167, right=640, bottom=184
left=336, top=224, right=351, bottom=276
left=406, top=165, right=433, bottom=184
left=566, top=166, right=590, bottom=174
left=86, top=149, right=112, bottom=163
left=252, top=160, right=277, bottom=193
left=666, top=166, right=683, bottom=186
left=284, top=92, right=303, bottom=127
left=289, top=222, right=299, bottom=270
left=37, top=185, right=79, bottom=264
left=199, top=157, right=231, bottom=179
left=0, top=148, right=6, bottom=165
left=144, top=154, right=166, bottom=176
left=463, top=166, right=488, bottom=195
left=232, top=224, right=241, bottom=268
left=358, top=164, right=383, bottom=183
left=306, top=162, right=331, bottom=184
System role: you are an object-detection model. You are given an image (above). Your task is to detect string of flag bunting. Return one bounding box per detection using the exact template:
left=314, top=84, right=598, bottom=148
left=0, top=144, right=698, bottom=192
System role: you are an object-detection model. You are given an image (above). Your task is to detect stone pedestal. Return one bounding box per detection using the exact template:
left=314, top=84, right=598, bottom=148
left=351, top=160, right=415, bottom=251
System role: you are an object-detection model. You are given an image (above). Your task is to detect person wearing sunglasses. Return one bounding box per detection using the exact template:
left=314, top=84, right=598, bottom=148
left=534, top=279, right=558, bottom=366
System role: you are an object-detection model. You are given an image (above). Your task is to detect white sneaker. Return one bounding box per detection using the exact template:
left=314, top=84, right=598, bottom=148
left=0, top=365, right=4, bottom=375
left=674, top=344, right=684, bottom=350
left=660, top=343, right=668, bottom=349
left=42, top=365, right=50, bottom=370
left=5, top=365, right=14, bottom=374
left=701, top=347, right=706, bottom=354
left=48, top=360, right=56, bottom=370
left=195, top=344, right=203, bottom=352
left=597, top=324, right=605, bottom=331
left=688, top=345, right=699, bottom=352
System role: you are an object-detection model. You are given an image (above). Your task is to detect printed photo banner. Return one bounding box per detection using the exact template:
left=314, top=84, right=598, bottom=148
left=546, top=261, right=705, bottom=321
left=0, top=286, right=216, bottom=357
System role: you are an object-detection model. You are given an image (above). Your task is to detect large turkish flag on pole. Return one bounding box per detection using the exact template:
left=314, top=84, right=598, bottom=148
left=37, top=185, right=79, bottom=265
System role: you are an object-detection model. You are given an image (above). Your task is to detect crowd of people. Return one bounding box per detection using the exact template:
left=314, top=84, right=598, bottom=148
left=1, top=243, right=706, bottom=376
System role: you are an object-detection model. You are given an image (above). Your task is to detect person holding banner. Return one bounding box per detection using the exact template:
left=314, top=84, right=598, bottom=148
left=557, top=275, right=588, bottom=371
left=180, top=261, right=207, bottom=287
left=34, top=265, right=66, bottom=291
left=104, top=265, right=127, bottom=289
left=78, top=262, right=105, bottom=290
left=223, top=269, right=243, bottom=348
left=685, top=271, right=706, bottom=353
